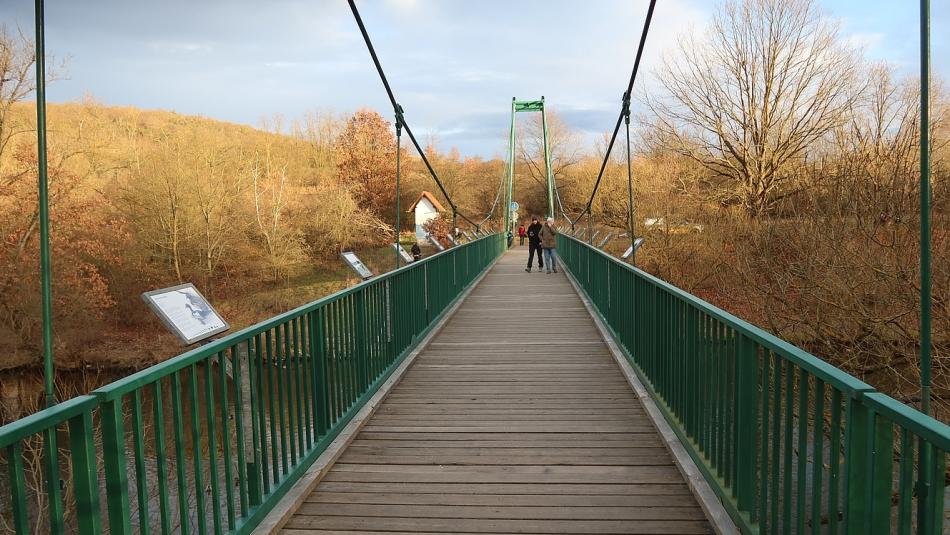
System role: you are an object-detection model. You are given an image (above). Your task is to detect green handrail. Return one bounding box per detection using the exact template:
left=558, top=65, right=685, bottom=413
left=0, top=234, right=505, bottom=535
left=558, top=233, right=948, bottom=535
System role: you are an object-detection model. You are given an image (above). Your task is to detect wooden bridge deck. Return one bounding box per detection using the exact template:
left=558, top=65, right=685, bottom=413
left=280, top=248, right=713, bottom=534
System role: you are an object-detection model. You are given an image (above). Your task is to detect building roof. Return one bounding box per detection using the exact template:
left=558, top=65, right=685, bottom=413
left=407, top=191, right=446, bottom=213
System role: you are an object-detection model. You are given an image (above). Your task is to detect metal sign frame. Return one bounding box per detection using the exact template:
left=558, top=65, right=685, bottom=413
left=142, top=283, right=230, bottom=345
left=621, top=238, right=645, bottom=260
left=427, top=234, right=446, bottom=251
left=341, top=251, right=374, bottom=279
left=392, top=243, right=414, bottom=264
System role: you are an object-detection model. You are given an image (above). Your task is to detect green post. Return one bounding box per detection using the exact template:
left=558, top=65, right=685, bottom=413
left=394, top=105, right=403, bottom=270
left=540, top=97, right=555, bottom=220
left=844, top=401, right=871, bottom=534
left=506, top=98, right=516, bottom=237
left=919, top=0, right=932, bottom=417
left=35, top=0, right=55, bottom=408
left=734, top=335, right=758, bottom=514
left=69, top=411, right=102, bottom=535
left=101, top=399, right=132, bottom=535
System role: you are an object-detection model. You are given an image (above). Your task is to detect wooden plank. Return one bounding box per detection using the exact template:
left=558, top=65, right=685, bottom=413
left=304, top=492, right=698, bottom=507
left=293, top=503, right=710, bottom=520
left=277, top=250, right=711, bottom=534
left=283, top=517, right=712, bottom=534
left=312, top=481, right=694, bottom=496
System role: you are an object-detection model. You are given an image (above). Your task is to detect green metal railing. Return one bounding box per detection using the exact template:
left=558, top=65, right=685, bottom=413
left=558, top=234, right=949, bottom=535
left=0, top=234, right=504, bottom=535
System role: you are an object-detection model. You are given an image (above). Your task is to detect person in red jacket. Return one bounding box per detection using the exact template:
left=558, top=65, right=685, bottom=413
left=518, top=224, right=527, bottom=246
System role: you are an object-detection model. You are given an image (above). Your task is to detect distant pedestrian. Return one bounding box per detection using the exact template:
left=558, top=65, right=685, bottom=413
left=525, top=217, right=544, bottom=272
left=540, top=217, right=558, bottom=274
left=518, top=224, right=526, bottom=246
left=410, top=243, right=422, bottom=262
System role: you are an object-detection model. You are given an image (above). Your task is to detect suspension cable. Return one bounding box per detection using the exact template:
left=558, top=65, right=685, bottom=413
left=394, top=113, right=403, bottom=269
left=348, top=0, right=481, bottom=228
left=477, top=170, right=507, bottom=229
left=567, top=0, right=656, bottom=227
left=624, top=91, right=636, bottom=264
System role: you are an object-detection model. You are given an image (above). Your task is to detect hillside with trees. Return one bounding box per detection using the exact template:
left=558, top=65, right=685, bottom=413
left=0, top=99, right=504, bottom=390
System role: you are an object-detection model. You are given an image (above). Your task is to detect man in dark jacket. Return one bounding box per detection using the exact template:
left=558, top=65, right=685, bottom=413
left=525, top=217, right=544, bottom=272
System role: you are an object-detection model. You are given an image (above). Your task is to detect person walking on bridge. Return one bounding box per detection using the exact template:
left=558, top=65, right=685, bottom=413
left=525, top=216, right=544, bottom=272
left=518, top=224, right=526, bottom=246
left=540, top=217, right=558, bottom=274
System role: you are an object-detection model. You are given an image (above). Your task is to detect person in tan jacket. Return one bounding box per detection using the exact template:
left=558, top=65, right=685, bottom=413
left=539, top=218, right=558, bottom=274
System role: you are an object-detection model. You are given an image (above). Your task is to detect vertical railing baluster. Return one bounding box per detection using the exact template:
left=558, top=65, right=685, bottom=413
left=101, top=397, right=132, bottom=535
left=770, top=356, right=783, bottom=535
left=827, top=389, right=842, bottom=535
left=7, top=443, right=30, bottom=534
left=289, top=320, right=305, bottom=459
left=266, top=329, right=286, bottom=477
left=356, top=290, right=368, bottom=394
left=758, top=348, right=771, bottom=530
left=188, top=365, right=207, bottom=535
left=203, top=359, right=222, bottom=535
left=811, top=378, right=825, bottom=535
left=68, top=411, right=101, bottom=535
left=218, top=349, right=236, bottom=528
left=311, top=308, right=328, bottom=437
left=281, top=323, right=298, bottom=467
left=868, top=412, right=893, bottom=534
left=170, top=372, right=191, bottom=535
left=796, top=368, right=809, bottom=534
left=297, top=316, right=314, bottom=449
left=230, top=344, right=249, bottom=515
left=782, top=364, right=794, bottom=534
left=131, top=390, right=150, bottom=534
left=735, top=334, right=757, bottom=514
left=897, top=429, right=914, bottom=535
left=251, top=334, right=271, bottom=498
left=152, top=381, right=173, bottom=535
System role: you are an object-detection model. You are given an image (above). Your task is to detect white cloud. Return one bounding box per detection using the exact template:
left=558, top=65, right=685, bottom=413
left=843, top=31, right=885, bottom=52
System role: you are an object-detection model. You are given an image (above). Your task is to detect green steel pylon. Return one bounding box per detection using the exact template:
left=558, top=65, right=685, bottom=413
left=506, top=96, right=556, bottom=233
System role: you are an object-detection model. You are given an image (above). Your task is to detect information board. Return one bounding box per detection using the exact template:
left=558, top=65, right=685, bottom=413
left=622, top=238, right=646, bottom=260
left=341, top=251, right=374, bottom=279
left=142, top=284, right=230, bottom=345
left=392, top=243, right=414, bottom=264
left=427, top=234, right=446, bottom=251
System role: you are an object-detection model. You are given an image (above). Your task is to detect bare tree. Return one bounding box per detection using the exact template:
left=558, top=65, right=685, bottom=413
left=646, top=0, right=861, bottom=215
left=516, top=111, right=582, bottom=188
left=0, top=26, right=36, bottom=168
left=292, top=110, right=342, bottom=184
left=251, top=146, right=307, bottom=282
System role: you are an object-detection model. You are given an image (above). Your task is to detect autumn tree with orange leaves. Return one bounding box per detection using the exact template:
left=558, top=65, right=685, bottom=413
left=335, top=109, right=398, bottom=220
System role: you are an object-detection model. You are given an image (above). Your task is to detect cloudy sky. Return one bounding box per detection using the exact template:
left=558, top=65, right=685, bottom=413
left=1, top=0, right=947, bottom=157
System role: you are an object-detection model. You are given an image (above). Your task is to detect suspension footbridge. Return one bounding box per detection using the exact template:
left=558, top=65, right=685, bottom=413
left=1, top=0, right=945, bottom=534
